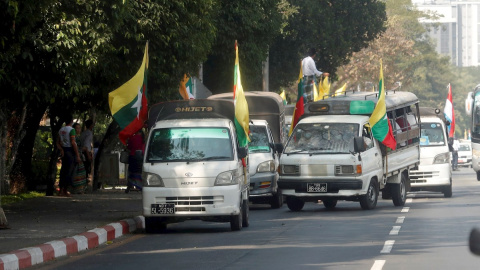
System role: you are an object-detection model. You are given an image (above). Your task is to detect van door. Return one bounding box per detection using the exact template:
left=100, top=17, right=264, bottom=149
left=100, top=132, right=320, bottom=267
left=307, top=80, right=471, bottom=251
left=361, top=124, right=383, bottom=179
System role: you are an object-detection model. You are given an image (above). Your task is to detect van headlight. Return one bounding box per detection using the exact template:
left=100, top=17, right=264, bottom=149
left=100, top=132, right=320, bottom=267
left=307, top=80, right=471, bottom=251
left=215, top=170, right=239, bottom=186
left=257, top=160, right=275, bottom=173
left=433, top=152, right=450, bottom=164
left=142, top=172, right=164, bottom=187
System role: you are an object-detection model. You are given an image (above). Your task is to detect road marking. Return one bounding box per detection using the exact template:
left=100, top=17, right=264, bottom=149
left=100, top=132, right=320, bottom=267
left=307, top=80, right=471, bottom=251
left=401, top=207, right=410, bottom=213
left=389, top=226, right=401, bottom=235
left=406, top=198, right=413, bottom=203
left=396, top=216, right=405, bottom=224
left=380, top=240, right=395, bottom=253
left=371, top=260, right=386, bottom=270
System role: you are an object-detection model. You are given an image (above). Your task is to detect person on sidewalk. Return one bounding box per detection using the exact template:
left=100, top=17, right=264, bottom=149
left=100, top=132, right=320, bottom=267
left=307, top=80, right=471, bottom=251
left=302, top=48, right=329, bottom=103
left=452, top=138, right=459, bottom=171
left=56, top=116, right=82, bottom=197
left=125, top=130, right=145, bottom=193
left=80, top=119, right=94, bottom=181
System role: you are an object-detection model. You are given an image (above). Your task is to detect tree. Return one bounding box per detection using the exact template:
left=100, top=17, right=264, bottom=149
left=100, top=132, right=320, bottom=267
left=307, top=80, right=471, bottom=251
left=269, top=0, right=387, bottom=93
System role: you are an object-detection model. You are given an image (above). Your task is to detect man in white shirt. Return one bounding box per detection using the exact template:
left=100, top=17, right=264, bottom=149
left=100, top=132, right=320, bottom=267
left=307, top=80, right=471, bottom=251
left=302, top=48, right=329, bottom=102
left=452, top=138, right=460, bottom=170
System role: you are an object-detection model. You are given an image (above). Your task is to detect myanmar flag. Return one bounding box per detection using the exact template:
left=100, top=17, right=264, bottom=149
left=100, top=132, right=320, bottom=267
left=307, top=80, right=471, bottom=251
left=179, top=74, right=195, bottom=100
left=288, top=62, right=304, bottom=136
left=368, top=60, right=396, bottom=150
left=234, top=41, right=250, bottom=147
left=108, top=42, right=149, bottom=145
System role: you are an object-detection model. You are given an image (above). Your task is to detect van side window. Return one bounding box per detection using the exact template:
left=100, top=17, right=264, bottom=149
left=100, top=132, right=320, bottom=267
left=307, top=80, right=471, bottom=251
left=363, top=125, right=374, bottom=150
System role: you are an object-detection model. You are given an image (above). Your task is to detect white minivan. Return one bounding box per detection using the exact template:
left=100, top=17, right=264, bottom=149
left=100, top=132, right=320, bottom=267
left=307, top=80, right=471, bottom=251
left=410, top=108, right=452, bottom=197
left=142, top=99, right=250, bottom=232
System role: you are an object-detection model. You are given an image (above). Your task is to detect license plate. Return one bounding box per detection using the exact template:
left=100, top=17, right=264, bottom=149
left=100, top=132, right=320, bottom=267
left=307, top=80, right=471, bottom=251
left=151, top=203, right=175, bottom=214
left=307, top=183, right=327, bottom=193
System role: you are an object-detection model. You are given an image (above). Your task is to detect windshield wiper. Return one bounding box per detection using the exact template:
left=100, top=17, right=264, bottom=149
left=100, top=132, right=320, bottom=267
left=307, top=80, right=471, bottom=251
left=286, top=149, right=308, bottom=155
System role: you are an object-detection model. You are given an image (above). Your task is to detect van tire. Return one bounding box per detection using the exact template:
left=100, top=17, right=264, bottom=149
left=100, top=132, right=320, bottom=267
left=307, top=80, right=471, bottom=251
left=443, top=179, right=453, bottom=198
left=145, top=217, right=167, bottom=234
left=286, top=197, right=305, bottom=211
left=360, top=179, right=378, bottom=210
left=477, top=171, right=480, bottom=181
left=242, top=199, right=249, bottom=227
left=323, top=199, right=337, bottom=209
left=392, top=173, right=407, bottom=206
left=271, top=190, right=283, bottom=209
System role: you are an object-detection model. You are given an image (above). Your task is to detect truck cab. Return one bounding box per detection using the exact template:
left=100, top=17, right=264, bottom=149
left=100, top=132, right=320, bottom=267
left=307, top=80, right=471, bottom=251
left=142, top=99, right=250, bottom=232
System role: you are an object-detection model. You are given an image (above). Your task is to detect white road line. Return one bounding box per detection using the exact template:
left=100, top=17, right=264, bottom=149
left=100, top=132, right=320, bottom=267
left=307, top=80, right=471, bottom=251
left=371, top=260, right=386, bottom=270
left=401, top=207, right=410, bottom=213
left=396, top=216, right=405, bottom=224
left=406, top=198, right=413, bottom=203
left=389, top=226, right=401, bottom=235
left=380, top=240, right=395, bottom=253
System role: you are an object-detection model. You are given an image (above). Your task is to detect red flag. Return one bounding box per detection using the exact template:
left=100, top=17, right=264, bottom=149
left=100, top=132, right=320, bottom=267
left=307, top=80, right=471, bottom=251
left=443, top=83, right=455, bottom=137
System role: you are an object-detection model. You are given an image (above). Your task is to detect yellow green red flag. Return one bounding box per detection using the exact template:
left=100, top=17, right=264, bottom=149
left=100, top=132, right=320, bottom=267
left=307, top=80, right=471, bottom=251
left=108, top=42, right=149, bottom=145
left=234, top=41, right=250, bottom=147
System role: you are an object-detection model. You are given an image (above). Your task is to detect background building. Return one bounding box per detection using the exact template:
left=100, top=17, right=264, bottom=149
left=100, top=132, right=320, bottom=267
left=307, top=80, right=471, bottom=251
left=414, top=0, right=480, bottom=67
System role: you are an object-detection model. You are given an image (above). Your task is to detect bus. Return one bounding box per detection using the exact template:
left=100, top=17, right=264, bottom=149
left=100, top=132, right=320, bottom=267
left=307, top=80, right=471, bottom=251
left=465, top=84, right=480, bottom=180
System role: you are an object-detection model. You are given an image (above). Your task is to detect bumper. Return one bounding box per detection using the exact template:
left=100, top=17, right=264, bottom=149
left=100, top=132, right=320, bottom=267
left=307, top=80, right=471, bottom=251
left=410, top=163, right=451, bottom=188
left=278, top=178, right=364, bottom=198
left=142, top=186, right=241, bottom=218
left=458, top=158, right=472, bottom=167
left=249, top=172, right=277, bottom=197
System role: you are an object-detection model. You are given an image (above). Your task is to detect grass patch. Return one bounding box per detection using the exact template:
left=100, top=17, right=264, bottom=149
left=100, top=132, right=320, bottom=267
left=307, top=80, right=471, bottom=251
left=1, top=191, right=45, bottom=206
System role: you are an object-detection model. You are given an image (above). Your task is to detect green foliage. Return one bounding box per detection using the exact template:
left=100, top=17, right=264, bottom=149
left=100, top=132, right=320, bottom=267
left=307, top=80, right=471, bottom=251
left=1, top=192, right=45, bottom=206
left=268, top=0, right=387, bottom=93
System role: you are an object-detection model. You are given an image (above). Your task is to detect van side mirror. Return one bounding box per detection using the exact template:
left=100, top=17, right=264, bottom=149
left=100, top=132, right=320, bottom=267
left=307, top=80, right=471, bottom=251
left=238, top=146, right=248, bottom=159
left=354, top=136, right=366, bottom=152
left=470, top=228, right=480, bottom=256
left=274, top=143, right=284, bottom=153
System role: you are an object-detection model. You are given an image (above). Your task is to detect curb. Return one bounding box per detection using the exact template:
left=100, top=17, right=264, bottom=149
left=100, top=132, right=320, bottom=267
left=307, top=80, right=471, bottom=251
left=0, top=216, right=145, bottom=270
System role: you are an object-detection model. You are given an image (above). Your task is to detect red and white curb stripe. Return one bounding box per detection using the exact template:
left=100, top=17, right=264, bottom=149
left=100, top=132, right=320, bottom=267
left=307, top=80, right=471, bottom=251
left=0, top=216, right=144, bottom=270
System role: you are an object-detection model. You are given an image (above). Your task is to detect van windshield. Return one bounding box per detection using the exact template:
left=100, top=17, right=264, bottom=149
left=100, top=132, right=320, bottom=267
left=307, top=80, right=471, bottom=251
left=420, top=122, right=446, bottom=146
left=284, top=123, right=358, bottom=154
left=146, top=127, right=234, bottom=162
left=249, top=125, right=270, bottom=153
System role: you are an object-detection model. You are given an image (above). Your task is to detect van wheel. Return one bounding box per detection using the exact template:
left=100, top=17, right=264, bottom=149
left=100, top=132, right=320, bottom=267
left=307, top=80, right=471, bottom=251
left=477, top=171, right=480, bottom=181
left=286, top=197, right=305, bottom=212
left=323, top=199, right=337, bottom=209
left=230, top=202, right=243, bottom=231
left=443, top=179, right=453, bottom=198
left=392, top=174, right=407, bottom=206
left=145, top=217, right=167, bottom=234
left=242, top=199, right=249, bottom=227
left=270, top=190, right=283, bottom=209
left=360, top=179, right=378, bottom=210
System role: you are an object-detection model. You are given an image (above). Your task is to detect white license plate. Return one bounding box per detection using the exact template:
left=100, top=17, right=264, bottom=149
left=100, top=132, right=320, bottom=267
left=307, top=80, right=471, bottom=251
left=307, top=183, right=327, bottom=193
left=151, top=203, right=175, bottom=214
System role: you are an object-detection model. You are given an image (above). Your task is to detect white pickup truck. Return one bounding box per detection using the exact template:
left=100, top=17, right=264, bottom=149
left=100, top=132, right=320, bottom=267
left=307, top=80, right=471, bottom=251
left=279, top=90, right=421, bottom=210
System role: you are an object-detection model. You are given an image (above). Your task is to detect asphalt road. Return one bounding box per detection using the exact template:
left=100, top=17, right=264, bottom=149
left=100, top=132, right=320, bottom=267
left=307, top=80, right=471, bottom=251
left=35, top=167, right=480, bottom=270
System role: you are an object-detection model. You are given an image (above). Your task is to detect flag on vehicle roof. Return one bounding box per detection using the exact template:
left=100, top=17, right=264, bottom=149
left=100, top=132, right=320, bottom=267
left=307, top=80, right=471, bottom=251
left=368, top=60, right=397, bottom=150
left=444, top=83, right=455, bottom=137
left=234, top=41, right=250, bottom=147
left=333, top=83, right=347, bottom=97
left=108, top=42, right=149, bottom=145
left=289, top=62, right=305, bottom=136
left=280, top=89, right=287, bottom=105
left=317, top=77, right=330, bottom=100
left=179, top=74, right=195, bottom=100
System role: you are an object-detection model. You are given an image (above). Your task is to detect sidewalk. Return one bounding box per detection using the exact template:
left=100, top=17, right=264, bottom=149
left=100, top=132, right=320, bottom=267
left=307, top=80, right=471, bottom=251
left=0, top=188, right=144, bottom=270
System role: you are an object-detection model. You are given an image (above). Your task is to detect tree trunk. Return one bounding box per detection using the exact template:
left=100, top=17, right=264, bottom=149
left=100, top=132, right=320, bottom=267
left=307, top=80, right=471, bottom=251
left=0, top=106, right=9, bottom=228
left=45, top=115, right=63, bottom=196
left=92, top=121, right=120, bottom=191
left=9, top=103, right=47, bottom=192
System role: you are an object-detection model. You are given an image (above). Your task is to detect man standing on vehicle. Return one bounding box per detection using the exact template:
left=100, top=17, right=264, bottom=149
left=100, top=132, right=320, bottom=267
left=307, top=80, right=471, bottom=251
left=302, top=48, right=329, bottom=103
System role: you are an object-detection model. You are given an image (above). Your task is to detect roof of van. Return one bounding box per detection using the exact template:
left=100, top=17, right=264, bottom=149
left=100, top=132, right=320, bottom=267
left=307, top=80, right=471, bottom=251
left=416, top=107, right=447, bottom=123
left=148, top=99, right=234, bottom=128
left=304, top=90, right=418, bottom=116
left=208, top=91, right=285, bottom=115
